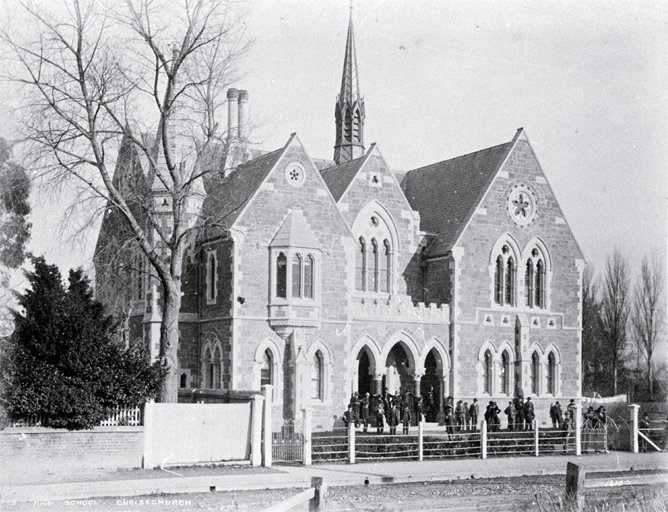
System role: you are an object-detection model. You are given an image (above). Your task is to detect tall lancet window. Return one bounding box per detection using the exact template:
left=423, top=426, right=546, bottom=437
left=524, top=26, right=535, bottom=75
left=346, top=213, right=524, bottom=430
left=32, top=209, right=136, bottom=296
left=380, top=240, right=390, bottom=293
left=505, top=257, right=515, bottom=306
left=535, top=259, right=545, bottom=308
left=356, top=238, right=366, bottom=291
left=276, top=253, right=287, bottom=298
left=304, top=255, right=314, bottom=299
left=368, top=239, right=378, bottom=292
left=484, top=350, right=493, bottom=394
left=525, top=260, right=534, bottom=308
left=494, top=256, right=504, bottom=305
left=292, top=254, right=302, bottom=298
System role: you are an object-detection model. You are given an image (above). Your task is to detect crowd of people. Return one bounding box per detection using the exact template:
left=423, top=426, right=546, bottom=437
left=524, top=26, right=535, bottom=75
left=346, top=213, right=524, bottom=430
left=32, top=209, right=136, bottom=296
left=340, top=389, right=614, bottom=435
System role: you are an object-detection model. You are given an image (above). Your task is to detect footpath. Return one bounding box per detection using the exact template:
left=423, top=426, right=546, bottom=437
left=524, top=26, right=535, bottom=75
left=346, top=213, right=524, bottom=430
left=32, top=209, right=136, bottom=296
left=1, top=451, right=667, bottom=503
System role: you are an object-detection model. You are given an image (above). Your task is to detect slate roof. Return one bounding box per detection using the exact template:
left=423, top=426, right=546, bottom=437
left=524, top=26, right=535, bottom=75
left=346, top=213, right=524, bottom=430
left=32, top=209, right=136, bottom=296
left=200, top=145, right=285, bottom=239
left=319, top=153, right=368, bottom=202
left=270, top=209, right=321, bottom=249
left=401, top=137, right=516, bottom=257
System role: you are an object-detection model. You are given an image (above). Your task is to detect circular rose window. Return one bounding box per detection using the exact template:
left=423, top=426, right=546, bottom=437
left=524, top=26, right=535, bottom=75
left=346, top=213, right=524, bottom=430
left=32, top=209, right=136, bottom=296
left=507, top=184, right=537, bottom=226
left=285, top=163, right=306, bottom=187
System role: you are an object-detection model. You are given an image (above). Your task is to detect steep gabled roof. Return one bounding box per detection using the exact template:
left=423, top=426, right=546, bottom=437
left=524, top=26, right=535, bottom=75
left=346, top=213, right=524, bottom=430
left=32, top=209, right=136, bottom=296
left=270, top=209, right=320, bottom=249
left=200, top=145, right=286, bottom=238
left=319, top=153, right=368, bottom=201
left=402, top=132, right=519, bottom=257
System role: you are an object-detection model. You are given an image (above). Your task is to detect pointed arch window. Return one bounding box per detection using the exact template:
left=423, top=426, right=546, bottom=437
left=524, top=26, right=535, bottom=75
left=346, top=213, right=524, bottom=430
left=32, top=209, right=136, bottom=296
left=531, top=352, right=540, bottom=395
left=368, top=239, right=378, bottom=292
left=276, top=253, right=287, bottom=298
left=501, top=351, right=510, bottom=395
left=311, top=351, right=324, bottom=400
left=484, top=350, right=493, bottom=394
left=304, top=255, right=314, bottom=299
left=292, top=254, right=302, bottom=298
left=261, top=349, right=273, bottom=387
left=356, top=237, right=366, bottom=291
left=180, top=373, right=187, bottom=389
left=525, top=260, right=534, bottom=308
left=535, top=259, right=545, bottom=308
left=505, top=257, right=515, bottom=306
left=494, top=256, right=503, bottom=304
left=547, top=352, right=556, bottom=394
left=134, top=253, right=146, bottom=301
left=380, top=240, right=390, bottom=293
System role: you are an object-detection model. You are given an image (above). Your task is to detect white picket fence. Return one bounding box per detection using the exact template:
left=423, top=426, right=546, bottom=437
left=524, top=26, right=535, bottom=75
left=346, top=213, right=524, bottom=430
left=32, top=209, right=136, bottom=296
left=11, top=404, right=143, bottom=427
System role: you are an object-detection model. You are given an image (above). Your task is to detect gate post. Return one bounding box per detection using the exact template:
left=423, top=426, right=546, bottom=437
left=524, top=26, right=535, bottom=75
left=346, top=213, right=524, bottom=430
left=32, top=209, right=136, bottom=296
left=262, top=385, right=274, bottom=467
left=348, top=420, right=355, bottom=464
left=250, top=394, right=264, bottom=466
left=629, top=404, right=639, bottom=453
left=302, top=407, right=312, bottom=466
left=534, top=420, right=539, bottom=456
left=142, top=400, right=155, bottom=469
left=575, top=403, right=582, bottom=456
left=418, top=418, right=424, bottom=461
left=481, top=420, right=487, bottom=459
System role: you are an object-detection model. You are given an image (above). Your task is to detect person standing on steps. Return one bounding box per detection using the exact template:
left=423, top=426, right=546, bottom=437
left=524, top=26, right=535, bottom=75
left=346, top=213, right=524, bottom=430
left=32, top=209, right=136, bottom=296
left=469, top=398, right=479, bottom=431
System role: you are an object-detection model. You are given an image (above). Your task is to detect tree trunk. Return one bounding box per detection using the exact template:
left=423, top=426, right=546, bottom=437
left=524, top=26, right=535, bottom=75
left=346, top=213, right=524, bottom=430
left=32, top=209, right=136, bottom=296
left=612, top=360, right=617, bottom=396
left=648, top=365, right=653, bottom=400
left=159, top=281, right=182, bottom=403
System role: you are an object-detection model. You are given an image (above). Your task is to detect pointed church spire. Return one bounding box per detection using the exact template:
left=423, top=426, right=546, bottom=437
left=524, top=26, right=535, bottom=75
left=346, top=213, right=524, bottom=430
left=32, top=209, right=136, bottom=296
left=333, top=7, right=365, bottom=165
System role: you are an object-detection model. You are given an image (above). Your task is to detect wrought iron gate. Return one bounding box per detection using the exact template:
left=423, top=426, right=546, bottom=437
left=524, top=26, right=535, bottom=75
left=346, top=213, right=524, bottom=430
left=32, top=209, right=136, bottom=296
left=272, top=424, right=304, bottom=463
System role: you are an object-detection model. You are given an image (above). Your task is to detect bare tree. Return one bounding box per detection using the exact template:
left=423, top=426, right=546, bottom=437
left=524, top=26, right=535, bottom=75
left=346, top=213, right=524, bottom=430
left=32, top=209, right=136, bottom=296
left=632, top=250, right=665, bottom=399
left=2, top=0, right=251, bottom=402
left=598, top=248, right=631, bottom=396
left=581, top=264, right=610, bottom=395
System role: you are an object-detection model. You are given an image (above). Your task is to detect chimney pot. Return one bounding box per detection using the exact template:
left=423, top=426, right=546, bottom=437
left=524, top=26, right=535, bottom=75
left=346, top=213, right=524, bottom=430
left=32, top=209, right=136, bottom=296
left=238, top=90, right=249, bottom=140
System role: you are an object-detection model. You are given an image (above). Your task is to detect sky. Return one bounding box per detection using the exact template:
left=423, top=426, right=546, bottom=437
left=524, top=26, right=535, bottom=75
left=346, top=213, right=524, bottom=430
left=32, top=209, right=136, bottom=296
left=2, top=0, right=667, bottom=284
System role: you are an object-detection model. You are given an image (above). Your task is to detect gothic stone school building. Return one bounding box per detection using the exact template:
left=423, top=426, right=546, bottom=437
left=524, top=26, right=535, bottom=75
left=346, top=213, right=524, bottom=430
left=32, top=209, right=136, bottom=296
left=95, top=16, right=584, bottom=431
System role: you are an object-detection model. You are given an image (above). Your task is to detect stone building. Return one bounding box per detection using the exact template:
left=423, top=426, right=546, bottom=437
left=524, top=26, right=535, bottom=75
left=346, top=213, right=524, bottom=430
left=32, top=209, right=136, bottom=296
left=95, top=14, right=584, bottom=430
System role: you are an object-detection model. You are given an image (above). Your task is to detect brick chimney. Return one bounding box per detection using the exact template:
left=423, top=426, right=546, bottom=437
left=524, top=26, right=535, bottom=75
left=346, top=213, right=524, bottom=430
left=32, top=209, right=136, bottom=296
left=238, top=90, right=249, bottom=140
left=227, top=88, right=239, bottom=141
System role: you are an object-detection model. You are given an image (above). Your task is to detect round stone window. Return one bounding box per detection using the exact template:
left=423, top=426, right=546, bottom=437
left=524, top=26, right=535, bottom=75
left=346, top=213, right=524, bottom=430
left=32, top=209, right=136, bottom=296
left=285, top=163, right=306, bottom=187
left=507, top=183, right=537, bottom=226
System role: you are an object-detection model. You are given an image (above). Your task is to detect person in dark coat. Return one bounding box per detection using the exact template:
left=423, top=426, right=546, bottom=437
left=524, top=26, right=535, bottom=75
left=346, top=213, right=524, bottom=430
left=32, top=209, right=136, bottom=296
left=490, top=402, right=501, bottom=432
left=455, top=400, right=465, bottom=431
left=444, top=401, right=455, bottom=436
left=469, top=398, right=479, bottom=431
left=388, top=403, right=400, bottom=435
left=342, top=405, right=354, bottom=428
left=426, top=386, right=435, bottom=422
left=402, top=403, right=412, bottom=435
left=350, top=392, right=361, bottom=428
left=375, top=401, right=385, bottom=434
left=549, top=403, right=557, bottom=428
left=514, top=396, right=525, bottom=431
left=523, top=397, right=535, bottom=430
left=567, top=399, right=576, bottom=421
left=415, top=396, right=424, bottom=425
left=595, top=406, right=607, bottom=429
left=554, top=401, right=564, bottom=429
left=504, top=401, right=516, bottom=431
left=361, top=392, right=371, bottom=433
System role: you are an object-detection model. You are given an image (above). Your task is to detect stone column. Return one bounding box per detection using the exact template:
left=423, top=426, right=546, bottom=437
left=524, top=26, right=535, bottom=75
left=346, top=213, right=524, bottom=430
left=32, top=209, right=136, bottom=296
left=373, top=371, right=384, bottom=396
left=413, top=370, right=425, bottom=396
left=575, top=403, right=582, bottom=456
left=281, top=328, right=308, bottom=426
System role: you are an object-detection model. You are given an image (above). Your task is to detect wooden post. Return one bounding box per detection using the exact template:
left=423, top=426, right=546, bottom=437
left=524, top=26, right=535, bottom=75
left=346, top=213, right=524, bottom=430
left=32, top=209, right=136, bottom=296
left=565, top=462, right=585, bottom=511
left=481, top=420, right=487, bottom=459
left=348, top=420, right=355, bottom=464
left=418, top=418, right=424, bottom=461
left=574, top=403, right=582, bottom=456
left=262, top=385, right=274, bottom=467
left=629, top=404, right=639, bottom=453
left=309, top=476, right=327, bottom=512
left=302, top=407, right=312, bottom=466
left=534, top=420, right=539, bottom=456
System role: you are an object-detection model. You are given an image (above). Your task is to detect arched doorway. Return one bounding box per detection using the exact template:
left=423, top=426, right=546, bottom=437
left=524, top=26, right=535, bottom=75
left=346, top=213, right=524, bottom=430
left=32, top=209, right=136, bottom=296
left=385, top=343, right=412, bottom=395
left=357, top=350, right=372, bottom=397
left=420, top=349, right=442, bottom=422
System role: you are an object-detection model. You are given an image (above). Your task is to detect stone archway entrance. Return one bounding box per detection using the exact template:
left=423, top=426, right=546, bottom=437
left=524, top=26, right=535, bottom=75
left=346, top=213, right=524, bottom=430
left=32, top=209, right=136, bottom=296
left=357, top=350, right=372, bottom=397
left=385, top=343, right=413, bottom=395
left=420, top=349, right=443, bottom=422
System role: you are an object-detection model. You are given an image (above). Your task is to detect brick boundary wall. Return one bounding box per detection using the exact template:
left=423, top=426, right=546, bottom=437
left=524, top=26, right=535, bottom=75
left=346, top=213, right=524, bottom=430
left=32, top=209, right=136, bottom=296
left=0, top=426, right=144, bottom=475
